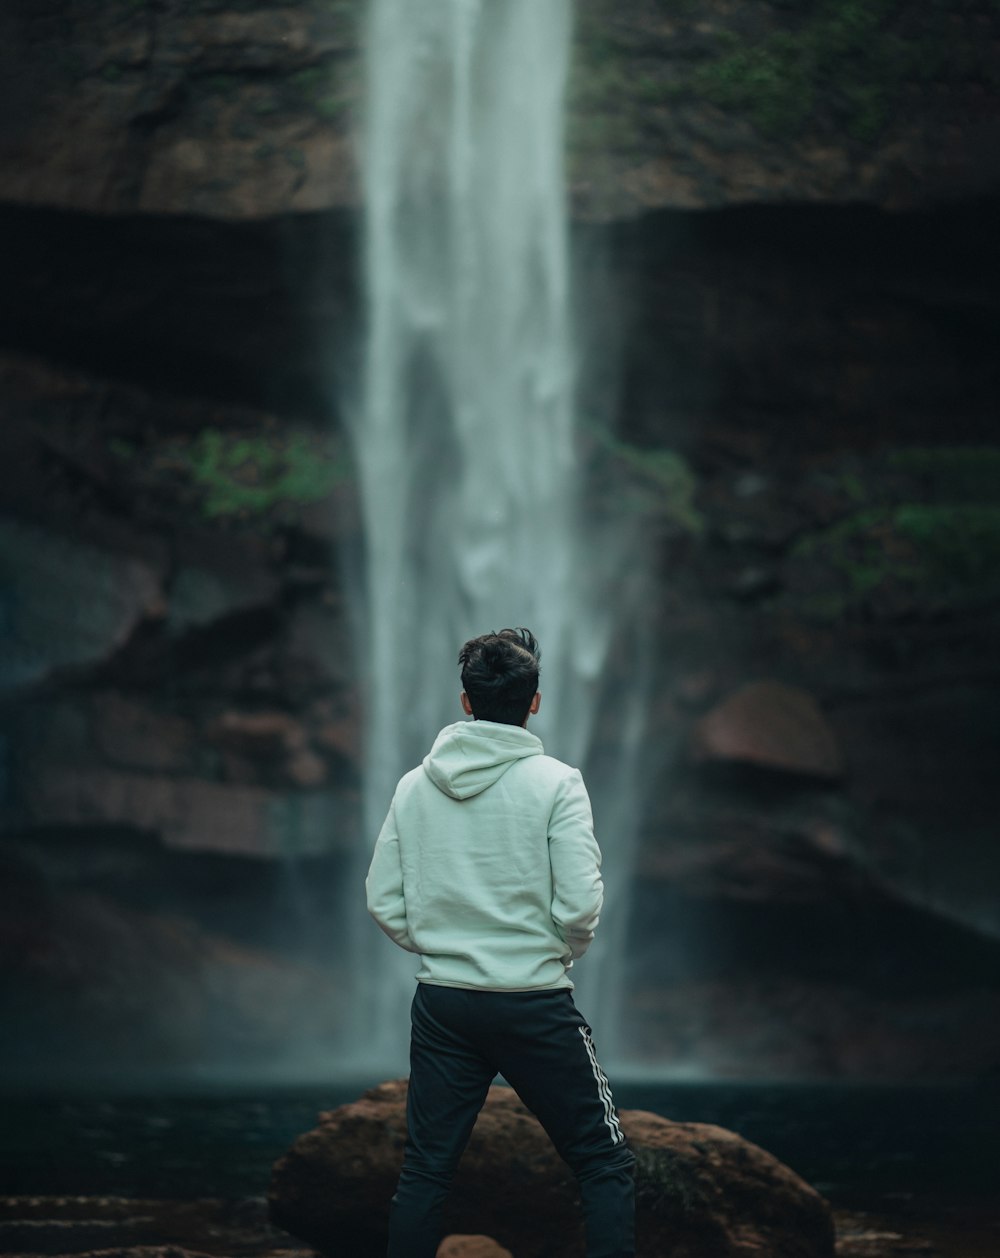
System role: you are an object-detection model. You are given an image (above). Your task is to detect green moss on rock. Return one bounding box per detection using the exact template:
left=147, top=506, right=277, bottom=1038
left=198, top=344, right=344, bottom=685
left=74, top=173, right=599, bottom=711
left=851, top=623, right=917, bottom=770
left=182, top=428, right=348, bottom=520
left=694, top=31, right=818, bottom=138
left=614, top=443, right=704, bottom=535
left=693, top=0, right=909, bottom=141
left=569, top=0, right=994, bottom=151
left=586, top=421, right=704, bottom=534
left=792, top=502, right=1000, bottom=618
left=786, top=444, right=1000, bottom=620
left=287, top=63, right=351, bottom=122
left=111, top=427, right=351, bottom=530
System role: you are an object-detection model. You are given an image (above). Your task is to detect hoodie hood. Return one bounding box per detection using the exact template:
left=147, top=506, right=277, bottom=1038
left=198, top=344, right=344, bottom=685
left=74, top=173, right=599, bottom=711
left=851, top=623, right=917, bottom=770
left=422, top=720, right=544, bottom=800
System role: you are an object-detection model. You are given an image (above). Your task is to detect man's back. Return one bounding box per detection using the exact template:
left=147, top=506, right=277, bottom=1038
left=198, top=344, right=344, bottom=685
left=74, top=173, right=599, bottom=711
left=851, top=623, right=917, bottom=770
left=367, top=718, right=603, bottom=991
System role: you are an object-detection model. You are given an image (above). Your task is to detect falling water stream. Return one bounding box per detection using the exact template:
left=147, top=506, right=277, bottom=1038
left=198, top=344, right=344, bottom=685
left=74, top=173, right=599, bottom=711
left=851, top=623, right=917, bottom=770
left=344, top=0, right=646, bottom=1073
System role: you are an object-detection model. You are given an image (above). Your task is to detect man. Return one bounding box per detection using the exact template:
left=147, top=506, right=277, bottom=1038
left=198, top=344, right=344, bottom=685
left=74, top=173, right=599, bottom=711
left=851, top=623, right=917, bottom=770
left=366, top=627, right=635, bottom=1258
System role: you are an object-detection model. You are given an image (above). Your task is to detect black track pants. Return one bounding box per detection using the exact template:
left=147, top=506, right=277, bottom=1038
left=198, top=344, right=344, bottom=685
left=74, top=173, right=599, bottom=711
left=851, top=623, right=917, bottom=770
left=387, top=983, right=636, bottom=1258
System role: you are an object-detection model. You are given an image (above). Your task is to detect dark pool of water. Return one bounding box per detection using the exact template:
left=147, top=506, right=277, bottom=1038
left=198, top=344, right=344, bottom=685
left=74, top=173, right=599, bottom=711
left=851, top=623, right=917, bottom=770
left=1, top=1078, right=997, bottom=1216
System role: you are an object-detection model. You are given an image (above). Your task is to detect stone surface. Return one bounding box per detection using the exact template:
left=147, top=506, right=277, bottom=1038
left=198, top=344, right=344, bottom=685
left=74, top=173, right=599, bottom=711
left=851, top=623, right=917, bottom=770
left=12, top=766, right=345, bottom=858
left=0, top=866, right=344, bottom=1078
left=0, top=1195, right=979, bottom=1258
left=0, top=518, right=165, bottom=690
left=627, top=788, right=1000, bottom=1079
left=0, top=1195, right=320, bottom=1257
left=626, top=975, right=1000, bottom=1081
left=167, top=562, right=281, bottom=636
left=268, top=1079, right=835, bottom=1258
left=691, top=681, right=844, bottom=779
left=437, top=1239, right=512, bottom=1258
left=89, top=693, right=201, bottom=775
left=0, top=2, right=362, bottom=220
left=2, top=1, right=998, bottom=221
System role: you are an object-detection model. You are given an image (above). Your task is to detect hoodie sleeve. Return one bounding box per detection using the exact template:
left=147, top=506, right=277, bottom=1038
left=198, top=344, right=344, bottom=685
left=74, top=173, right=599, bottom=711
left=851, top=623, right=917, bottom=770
left=548, top=769, right=604, bottom=962
left=365, top=797, right=419, bottom=953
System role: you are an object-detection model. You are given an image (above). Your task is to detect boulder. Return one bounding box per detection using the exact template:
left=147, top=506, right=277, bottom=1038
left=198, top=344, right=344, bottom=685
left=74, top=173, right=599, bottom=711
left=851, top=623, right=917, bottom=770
left=268, top=1079, right=835, bottom=1258
left=691, top=681, right=844, bottom=779
left=439, top=1241, right=512, bottom=1258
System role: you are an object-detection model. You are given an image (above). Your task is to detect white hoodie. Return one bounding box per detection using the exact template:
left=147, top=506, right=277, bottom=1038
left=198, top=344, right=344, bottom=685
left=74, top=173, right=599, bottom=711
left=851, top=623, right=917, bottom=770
left=365, top=719, right=604, bottom=990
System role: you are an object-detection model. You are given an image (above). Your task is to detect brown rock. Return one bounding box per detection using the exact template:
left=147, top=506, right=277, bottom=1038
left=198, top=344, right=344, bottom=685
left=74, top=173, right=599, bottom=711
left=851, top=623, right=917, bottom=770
left=4, top=2, right=998, bottom=223
left=206, top=710, right=330, bottom=788
left=14, top=766, right=345, bottom=858
left=0, top=4, right=362, bottom=221
left=692, top=681, right=844, bottom=779
left=285, top=748, right=330, bottom=789
left=207, top=710, right=306, bottom=758
left=268, top=1080, right=835, bottom=1258
left=438, top=1238, right=512, bottom=1258
left=91, top=693, right=198, bottom=775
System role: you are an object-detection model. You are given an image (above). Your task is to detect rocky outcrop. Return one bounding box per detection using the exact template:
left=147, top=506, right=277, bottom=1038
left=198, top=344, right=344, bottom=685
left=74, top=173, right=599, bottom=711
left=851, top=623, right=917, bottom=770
left=0, top=1, right=362, bottom=220
left=2, top=1, right=998, bottom=221
left=268, top=1079, right=835, bottom=1258
left=629, top=786, right=1000, bottom=1079
left=569, top=0, right=1000, bottom=219
left=0, top=349, right=362, bottom=859
left=691, top=681, right=844, bottom=779
left=0, top=516, right=166, bottom=691
left=0, top=852, right=345, bottom=1079
left=15, top=766, right=347, bottom=857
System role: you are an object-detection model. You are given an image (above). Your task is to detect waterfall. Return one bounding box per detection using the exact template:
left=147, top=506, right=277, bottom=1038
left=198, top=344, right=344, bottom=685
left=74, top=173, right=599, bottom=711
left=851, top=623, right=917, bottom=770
left=343, top=0, right=646, bottom=1074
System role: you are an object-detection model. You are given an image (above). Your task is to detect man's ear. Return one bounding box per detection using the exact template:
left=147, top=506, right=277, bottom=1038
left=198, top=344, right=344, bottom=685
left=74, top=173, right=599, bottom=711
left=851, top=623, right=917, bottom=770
left=460, top=692, right=474, bottom=717
left=529, top=692, right=541, bottom=715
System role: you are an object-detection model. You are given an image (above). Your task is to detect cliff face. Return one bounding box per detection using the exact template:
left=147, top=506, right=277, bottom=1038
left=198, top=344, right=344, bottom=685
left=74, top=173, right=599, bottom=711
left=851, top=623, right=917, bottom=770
left=2, top=1, right=999, bottom=1083
left=568, top=0, right=1000, bottom=217
left=0, top=0, right=360, bottom=219
left=2, top=0, right=998, bottom=220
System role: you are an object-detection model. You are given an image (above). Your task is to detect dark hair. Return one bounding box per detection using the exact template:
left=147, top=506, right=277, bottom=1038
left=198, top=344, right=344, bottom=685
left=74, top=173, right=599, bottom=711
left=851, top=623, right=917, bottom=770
left=458, top=627, right=541, bottom=725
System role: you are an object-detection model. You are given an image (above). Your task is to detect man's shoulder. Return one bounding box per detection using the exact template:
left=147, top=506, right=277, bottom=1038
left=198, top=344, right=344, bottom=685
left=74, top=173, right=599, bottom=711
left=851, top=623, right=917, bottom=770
left=395, top=764, right=426, bottom=795
left=512, top=752, right=585, bottom=789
